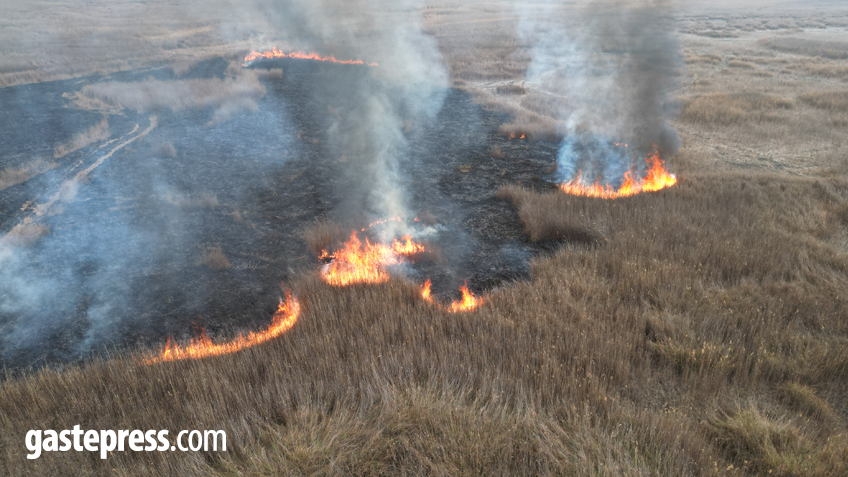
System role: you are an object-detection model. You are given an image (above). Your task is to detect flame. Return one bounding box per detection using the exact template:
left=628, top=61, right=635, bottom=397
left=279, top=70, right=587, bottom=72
left=420, top=279, right=482, bottom=311
left=392, top=234, right=426, bottom=255
left=559, top=150, right=676, bottom=199
left=147, top=292, right=300, bottom=363
left=420, top=278, right=433, bottom=303
left=449, top=283, right=482, bottom=312
left=243, top=47, right=378, bottom=67
left=320, top=231, right=425, bottom=286
left=362, top=216, right=403, bottom=232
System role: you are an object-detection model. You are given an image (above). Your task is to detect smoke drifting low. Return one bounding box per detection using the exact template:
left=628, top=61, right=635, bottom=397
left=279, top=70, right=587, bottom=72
left=520, top=0, right=682, bottom=185
left=0, top=0, right=448, bottom=365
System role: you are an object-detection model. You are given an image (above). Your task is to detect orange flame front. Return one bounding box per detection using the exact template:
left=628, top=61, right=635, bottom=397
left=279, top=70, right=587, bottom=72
left=449, top=283, right=482, bottom=312
left=420, top=279, right=433, bottom=303
left=243, top=47, right=378, bottom=67
left=419, top=279, right=483, bottom=312
left=146, top=292, right=300, bottom=363
left=559, top=150, right=676, bottom=199
left=320, top=232, right=425, bottom=286
left=392, top=234, right=426, bottom=256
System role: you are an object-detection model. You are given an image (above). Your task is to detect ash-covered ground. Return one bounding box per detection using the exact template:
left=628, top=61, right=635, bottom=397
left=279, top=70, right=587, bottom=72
left=0, top=57, right=568, bottom=369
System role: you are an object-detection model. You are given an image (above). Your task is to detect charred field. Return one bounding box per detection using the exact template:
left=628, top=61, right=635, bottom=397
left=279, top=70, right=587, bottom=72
left=0, top=57, right=566, bottom=369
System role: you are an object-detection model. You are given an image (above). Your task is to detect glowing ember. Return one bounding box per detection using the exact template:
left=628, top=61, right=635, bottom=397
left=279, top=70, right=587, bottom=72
left=243, top=48, right=378, bottom=67
left=559, top=150, right=676, bottom=199
left=147, top=292, right=300, bottom=363
left=320, top=231, right=425, bottom=286
left=449, top=283, right=482, bottom=312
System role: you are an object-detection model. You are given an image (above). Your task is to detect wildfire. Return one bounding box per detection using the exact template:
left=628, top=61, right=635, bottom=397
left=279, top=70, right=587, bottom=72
left=243, top=48, right=378, bottom=67
left=509, top=133, right=526, bottom=140
left=146, top=292, right=300, bottom=363
left=320, top=231, right=425, bottom=286
left=449, top=283, right=482, bottom=312
left=419, top=279, right=482, bottom=312
left=392, top=234, right=426, bottom=255
left=559, top=150, right=676, bottom=199
left=420, top=279, right=433, bottom=303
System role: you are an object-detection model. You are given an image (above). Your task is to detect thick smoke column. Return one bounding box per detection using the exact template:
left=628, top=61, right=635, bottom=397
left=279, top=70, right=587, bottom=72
left=228, top=0, right=448, bottom=233
left=519, top=0, right=681, bottom=185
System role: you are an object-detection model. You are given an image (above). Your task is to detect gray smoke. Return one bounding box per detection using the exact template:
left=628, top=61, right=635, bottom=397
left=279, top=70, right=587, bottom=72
left=0, top=0, right=447, bottom=363
left=219, top=0, right=448, bottom=236
left=519, top=0, right=682, bottom=184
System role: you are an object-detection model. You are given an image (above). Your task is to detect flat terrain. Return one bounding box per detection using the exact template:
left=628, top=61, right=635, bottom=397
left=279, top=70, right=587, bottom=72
left=1, top=1, right=848, bottom=475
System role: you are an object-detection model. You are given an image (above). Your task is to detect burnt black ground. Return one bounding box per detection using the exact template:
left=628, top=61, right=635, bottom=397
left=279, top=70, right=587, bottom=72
left=0, top=57, right=565, bottom=370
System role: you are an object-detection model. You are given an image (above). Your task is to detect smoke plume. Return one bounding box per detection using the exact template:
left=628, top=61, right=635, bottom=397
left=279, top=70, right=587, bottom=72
left=0, top=0, right=447, bottom=364
left=519, top=0, right=682, bottom=185
left=222, top=0, right=448, bottom=234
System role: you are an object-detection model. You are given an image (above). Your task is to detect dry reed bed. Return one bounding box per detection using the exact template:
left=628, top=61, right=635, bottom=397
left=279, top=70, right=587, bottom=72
left=2, top=169, right=847, bottom=475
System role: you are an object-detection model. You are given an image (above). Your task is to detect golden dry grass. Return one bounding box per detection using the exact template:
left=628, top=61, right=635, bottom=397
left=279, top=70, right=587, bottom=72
left=4, top=165, right=848, bottom=474
left=300, top=219, right=348, bottom=257
left=680, top=93, right=793, bottom=126
left=760, top=37, right=848, bottom=60
left=798, top=91, right=848, bottom=113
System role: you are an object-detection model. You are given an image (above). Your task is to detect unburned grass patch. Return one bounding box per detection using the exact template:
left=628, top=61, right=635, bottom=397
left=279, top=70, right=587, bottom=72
left=495, top=83, right=526, bottom=95
left=300, top=219, right=347, bottom=257
left=805, top=64, right=848, bottom=81
left=681, top=93, right=793, bottom=125
left=3, top=220, right=49, bottom=247
left=798, top=91, right=848, bottom=113
left=0, top=158, right=57, bottom=191
left=200, top=245, right=231, bottom=271
left=760, top=37, right=848, bottom=60
left=709, top=403, right=848, bottom=476
left=53, top=117, right=109, bottom=159
left=779, top=382, right=839, bottom=424
left=495, top=184, right=603, bottom=245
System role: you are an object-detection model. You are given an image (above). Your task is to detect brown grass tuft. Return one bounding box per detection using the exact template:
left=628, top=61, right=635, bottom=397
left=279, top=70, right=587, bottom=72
left=709, top=404, right=847, bottom=476
left=798, top=91, right=848, bottom=113
left=727, top=60, right=757, bottom=69
left=200, top=245, right=231, bottom=271
left=495, top=184, right=603, bottom=244
left=301, top=219, right=347, bottom=257
left=495, top=83, right=527, bottom=95
left=779, top=383, right=839, bottom=423
left=760, top=37, right=848, bottom=60
left=805, top=64, right=848, bottom=81
left=53, top=117, right=109, bottom=159
left=0, top=158, right=57, bottom=191
left=3, top=220, right=49, bottom=247
left=681, top=93, right=793, bottom=125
